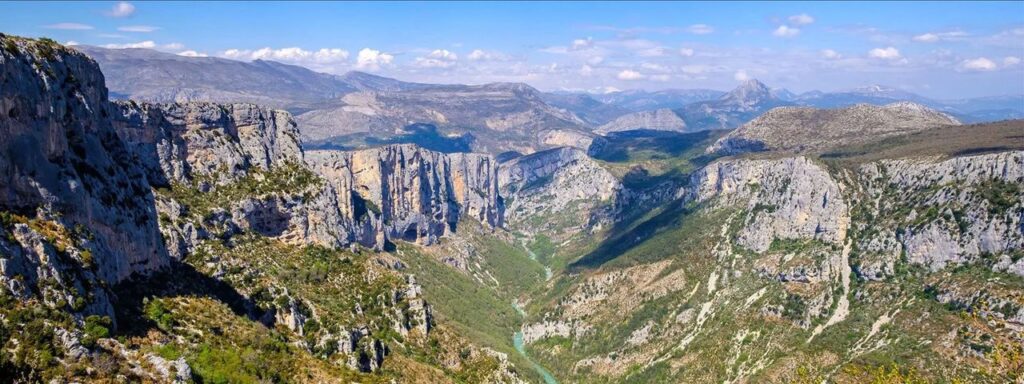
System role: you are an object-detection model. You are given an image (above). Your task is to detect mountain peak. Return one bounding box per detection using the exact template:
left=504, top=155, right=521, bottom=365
left=721, top=78, right=774, bottom=105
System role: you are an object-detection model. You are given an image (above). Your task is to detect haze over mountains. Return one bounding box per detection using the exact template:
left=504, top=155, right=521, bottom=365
left=77, top=45, right=1023, bottom=156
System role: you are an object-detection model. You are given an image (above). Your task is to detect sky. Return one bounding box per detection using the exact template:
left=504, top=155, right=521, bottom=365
left=2, top=1, right=1023, bottom=99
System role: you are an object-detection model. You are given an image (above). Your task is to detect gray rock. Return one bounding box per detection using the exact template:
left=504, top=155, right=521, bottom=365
left=595, top=108, right=687, bottom=134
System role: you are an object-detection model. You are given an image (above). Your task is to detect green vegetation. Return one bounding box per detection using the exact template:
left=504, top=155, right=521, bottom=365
left=157, top=161, right=322, bottom=220
left=144, top=298, right=176, bottom=331
left=80, top=315, right=111, bottom=348
left=976, top=178, right=1021, bottom=214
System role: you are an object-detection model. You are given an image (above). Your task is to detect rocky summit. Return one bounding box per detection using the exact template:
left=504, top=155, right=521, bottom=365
left=1, top=32, right=1023, bottom=384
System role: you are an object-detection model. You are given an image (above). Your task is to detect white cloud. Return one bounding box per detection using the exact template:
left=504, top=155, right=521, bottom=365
left=640, top=62, right=670, bottom=72
left=313, top=48, right=350, bottom=62
left=586, top=56, right=604, bottom=65
left=101, top=40, right=156, bottom=49
left=680, top=64, right=712, bottom=75
left=177, top=50, right=207, bottom=57
left=579, top=64, right=593, bottom=77
left=163, top=42, right=184, bottom=50
left=868, top=47, right=901, bottom=59
left=617, top=69, right=645, bottom=81
left=788, top=13, right=815, bottom=26
left=773, top=25, right=800, bottom=37
left=65, top=41, right=80, bottom=46
left=118, top=25, right=158, bottom=32
left=43, top=23, right=93, bottom=30
left=414, top=49, right=459, bottom=68
left=960, top=57, right=997, bottom=71
left=912, top=33, right=939, bottom=43
left=467, top=49, right=507, bottom=61
left=734, top=70, right=750, bottom=81
left=467, top=50, right=487, bottom=60
left=637, top=46, right=668, bottom=57
left=571, top=37, right=594, bottom=50
left=107, top=2, right=135, bottom=18
left=222, top=47, right=349, bottom=64
left=820, top=49, right=841, bottom=59
left=356, top=48, right=394, bottom=71
left=650, top=74, right=671, bottom=82
left=913, top=30, right=969, bottom=43
left=679, top=48, right=694, bottom=57
left=1005, top=56, right=1022, bottom=66
left=687, top=24, right=714, bottom=35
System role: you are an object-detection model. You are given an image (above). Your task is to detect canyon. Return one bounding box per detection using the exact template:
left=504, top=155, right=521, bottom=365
left=1, top=35, right=1023, bottom=384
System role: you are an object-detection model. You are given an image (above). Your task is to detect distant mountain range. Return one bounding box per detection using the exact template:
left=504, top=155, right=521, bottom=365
left=75, top=45, right=355, bottom=110
left=76, top=45, right=1023, bottom=154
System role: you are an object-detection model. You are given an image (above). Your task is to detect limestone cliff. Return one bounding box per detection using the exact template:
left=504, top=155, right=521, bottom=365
left=687, top=156, right=849, bottom=252
left=307, top=144, right=503, bottom=247
left=498, top=147, right=622, bottom=239
left=113, top=102, right=504, bottom=251
left=112, top=101, right=303, bottom=185
left=853, top=151, right=1024, bottom=278
left=0, top=36, right=168, bottom=293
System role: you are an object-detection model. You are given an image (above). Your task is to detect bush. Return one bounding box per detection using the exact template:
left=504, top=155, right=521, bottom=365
left=144, top=298, right=175, bottom=331
left=81, top=315, right=111, bottom=348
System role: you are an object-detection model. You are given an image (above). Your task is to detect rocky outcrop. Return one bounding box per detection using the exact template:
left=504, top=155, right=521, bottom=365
left=111, top=101, right=354, bottom=254
left=498, top=147, right=622, bottom=238
left=709, top=102, right=960, bottom=155
left=307, top=144, right=503, bottom=247
left=113, top=99, right=504, bottom=250
left=112, top=101, right=303, bottom=185
left=855, top=151, right=1024, bottom=276
left=595, top=108, right=687, bottom=134
left=688, top=156, right=849, bottom=252
left=0, top=35, right=168, bottom=290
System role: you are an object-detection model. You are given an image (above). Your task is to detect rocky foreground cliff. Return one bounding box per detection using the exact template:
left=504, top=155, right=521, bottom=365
left=0, top=35, right=525, bottom=383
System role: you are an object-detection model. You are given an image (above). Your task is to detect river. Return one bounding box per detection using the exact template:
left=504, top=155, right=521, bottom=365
left=512, top=299, right=559, bottom=384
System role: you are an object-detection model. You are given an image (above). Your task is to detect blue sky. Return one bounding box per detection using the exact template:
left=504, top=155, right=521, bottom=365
left=2, top=1, right=1023, bottom=98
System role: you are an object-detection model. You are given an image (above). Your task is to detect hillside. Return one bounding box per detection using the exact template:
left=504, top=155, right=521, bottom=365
left=708, top=102, right=961, bottom=155
left=297, top=82, right=594, bottom=155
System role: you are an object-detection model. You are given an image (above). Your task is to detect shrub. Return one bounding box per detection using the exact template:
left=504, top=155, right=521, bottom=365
left=81, top=315, right=111, bottom=348
left=144, top=298, right=175, bottom=331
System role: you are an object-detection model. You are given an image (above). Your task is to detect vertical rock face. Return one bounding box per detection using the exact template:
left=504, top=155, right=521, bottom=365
left=498, top=147, right=621, bottom=238
left=855, top=151, right=1024, bottom=276
left=0, top=36, right=168, bottom=285
left=113, top=101, right=504, bottom=251
left=306, top=144, right=503, bottom=247
left=111, top=101, right=304, bottom=185
left=111, top=101, right=350, bottom=255
left=688, top=156, right=849, bottom=252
